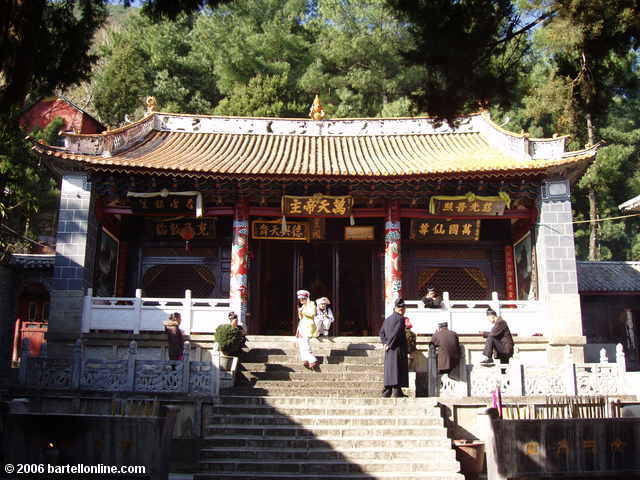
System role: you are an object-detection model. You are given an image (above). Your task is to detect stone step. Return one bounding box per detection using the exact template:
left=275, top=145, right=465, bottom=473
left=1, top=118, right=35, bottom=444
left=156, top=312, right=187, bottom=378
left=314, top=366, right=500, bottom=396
left=201, top=436, right=454, bottom=450
left=216, top=395, right=438, bottom=407
left=194, top=473, right=465, bottom=480
left=246, top=335, right=382, bottom=344
left=198, top=459, right=461, bottom=474
left=205, top=425, right=447, bottom=438
left=208, top=405, right=443, bottom=417
left=241, top=379, right=382, bottom=389
left=241, top=353, right=385, bottom=365
left=240, top=371, right=383, bottom=382
left=221, top=387, right=390, bottom=397
left=200, top=447, right=456, bottom=461
left=241, top=362, right=383, bottom=373
left=206, top=414, right=444, bottom=427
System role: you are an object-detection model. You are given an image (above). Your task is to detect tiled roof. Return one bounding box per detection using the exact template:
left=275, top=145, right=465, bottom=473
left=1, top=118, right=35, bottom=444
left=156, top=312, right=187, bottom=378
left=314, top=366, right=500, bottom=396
left=9, top=254, right=55, bottom=269
left=577, top=261, right=640, bottom=293
left=619, top=194, right=640, bottom=211
left=32, top=112, right=598, bottom=179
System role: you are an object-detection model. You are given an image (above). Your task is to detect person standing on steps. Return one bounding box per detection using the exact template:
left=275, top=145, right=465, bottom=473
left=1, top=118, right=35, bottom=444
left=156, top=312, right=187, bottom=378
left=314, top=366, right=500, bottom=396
left=296, top=289, right=318, bottom=369
left=379, top=298, right=409, bottom=398
left=480, top=308, right=514, bottom=365
left=430, top=321, right=460, bottom=376
left=163, top=312, right=184, bottom=361
left=314, top=297, right=334, bottom=336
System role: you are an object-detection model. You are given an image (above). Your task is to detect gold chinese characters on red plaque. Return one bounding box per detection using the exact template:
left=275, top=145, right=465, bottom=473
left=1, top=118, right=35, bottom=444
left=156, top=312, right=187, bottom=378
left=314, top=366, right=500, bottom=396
left=410, top=219, right=481, bottom=241
left=147, top=218, right=216, bottom=240
left=428, top=192, right=510, bottom=216
left=281, top=194, right=353, bottom=217
left=251, top=219, right=309, bottom=241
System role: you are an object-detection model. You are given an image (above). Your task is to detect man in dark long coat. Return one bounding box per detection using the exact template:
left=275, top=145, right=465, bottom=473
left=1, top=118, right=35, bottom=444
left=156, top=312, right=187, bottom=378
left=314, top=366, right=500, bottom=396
left=431, top=321, right=460, bottom=375
left=480, top=308, right=514, bottom=365
left=379, top=298, right=409, bottom=398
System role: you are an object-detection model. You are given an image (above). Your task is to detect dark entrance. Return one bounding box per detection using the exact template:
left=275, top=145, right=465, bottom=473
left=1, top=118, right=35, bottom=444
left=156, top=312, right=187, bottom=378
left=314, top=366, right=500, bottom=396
left=253, top=240, right=381, bottom=335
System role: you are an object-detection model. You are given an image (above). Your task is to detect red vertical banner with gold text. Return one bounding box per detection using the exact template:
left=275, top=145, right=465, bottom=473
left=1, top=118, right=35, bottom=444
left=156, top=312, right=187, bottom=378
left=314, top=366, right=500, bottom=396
left=504, top=245, right=517, bottom=300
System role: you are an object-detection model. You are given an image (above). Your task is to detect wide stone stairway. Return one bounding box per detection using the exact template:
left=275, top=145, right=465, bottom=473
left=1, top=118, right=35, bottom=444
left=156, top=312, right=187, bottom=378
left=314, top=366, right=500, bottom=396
left=195, top=336, right=464, bottom=480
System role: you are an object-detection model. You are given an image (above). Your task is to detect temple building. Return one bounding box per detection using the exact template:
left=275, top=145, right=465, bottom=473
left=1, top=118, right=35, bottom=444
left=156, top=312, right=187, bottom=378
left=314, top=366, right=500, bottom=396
left=33, top=100, right=598, bottom=363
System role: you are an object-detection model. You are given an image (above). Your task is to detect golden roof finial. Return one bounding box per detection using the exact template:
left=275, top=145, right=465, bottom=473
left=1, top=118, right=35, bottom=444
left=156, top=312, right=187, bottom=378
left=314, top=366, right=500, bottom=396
left=309, top=94, right=325, bottom=121
left=146, top=96, right=158, bottom=113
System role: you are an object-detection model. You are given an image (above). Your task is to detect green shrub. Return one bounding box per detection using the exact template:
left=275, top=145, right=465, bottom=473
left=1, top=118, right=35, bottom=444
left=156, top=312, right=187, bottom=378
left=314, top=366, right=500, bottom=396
left=214, top=324, right=244, bottom=356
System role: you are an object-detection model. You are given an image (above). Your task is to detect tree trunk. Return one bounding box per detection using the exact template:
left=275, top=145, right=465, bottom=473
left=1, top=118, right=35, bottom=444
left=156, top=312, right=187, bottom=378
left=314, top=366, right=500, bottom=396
left=588, top=188, right=599, bottom=261
left=585, top=111, right=595, bottom=147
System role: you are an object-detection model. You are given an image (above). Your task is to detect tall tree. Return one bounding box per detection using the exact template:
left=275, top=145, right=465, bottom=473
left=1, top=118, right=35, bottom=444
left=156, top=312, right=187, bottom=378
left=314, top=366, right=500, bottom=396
left=0, top=1, right=108, bottom=116
left=299, top=0, right=425, bottom=117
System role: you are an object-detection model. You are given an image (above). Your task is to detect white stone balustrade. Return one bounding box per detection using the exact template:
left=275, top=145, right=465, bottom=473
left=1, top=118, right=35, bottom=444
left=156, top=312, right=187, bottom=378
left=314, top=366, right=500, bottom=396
left=81, top=288, right=232, bottom=334
left=405, top=291, right=547, bottom=337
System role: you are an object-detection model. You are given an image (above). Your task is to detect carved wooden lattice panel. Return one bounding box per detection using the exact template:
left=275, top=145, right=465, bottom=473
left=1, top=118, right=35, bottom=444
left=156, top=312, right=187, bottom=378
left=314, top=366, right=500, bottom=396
left=418, top=267, right=490, bottom=300
left=143, top=264, right=215, bottom=298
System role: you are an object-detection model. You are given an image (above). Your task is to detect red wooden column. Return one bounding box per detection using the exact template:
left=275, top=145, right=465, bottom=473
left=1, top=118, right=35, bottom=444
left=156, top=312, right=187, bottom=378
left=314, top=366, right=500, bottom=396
left=230, top=200, right=250, bottom=330
left=504, top=245, right=517, bottom=300
left=384, top=200, right=402, bottom=317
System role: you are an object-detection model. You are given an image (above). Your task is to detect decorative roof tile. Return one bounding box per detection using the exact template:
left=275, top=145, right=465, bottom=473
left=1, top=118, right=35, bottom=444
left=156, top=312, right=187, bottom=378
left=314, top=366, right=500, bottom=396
left=32, top=112, right=598, bottom=179
left=577, top=261, right=640, bottom=293
left=9, top=254, right=55, bottom=269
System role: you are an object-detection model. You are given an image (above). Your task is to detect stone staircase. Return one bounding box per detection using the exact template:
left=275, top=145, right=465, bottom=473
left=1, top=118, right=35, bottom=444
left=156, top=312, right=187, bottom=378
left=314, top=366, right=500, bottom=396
left=195, top=336, right=464, bottom=480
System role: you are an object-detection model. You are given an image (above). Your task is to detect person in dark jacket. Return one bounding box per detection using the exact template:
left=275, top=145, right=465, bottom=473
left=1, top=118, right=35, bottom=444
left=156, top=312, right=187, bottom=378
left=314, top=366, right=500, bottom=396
left=163, top=312, right=184, bottom=361
left=379, top=298, right=409, bottom=398
left=431, top=321, right=460, bottom=375
left=480, top=308, right=514, bottom=365
left=421, top=287, right=442, bottom=308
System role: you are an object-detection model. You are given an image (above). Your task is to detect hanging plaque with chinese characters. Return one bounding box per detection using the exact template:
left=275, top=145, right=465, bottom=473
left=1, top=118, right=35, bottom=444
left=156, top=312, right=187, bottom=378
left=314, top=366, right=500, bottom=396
left=410, top=219, right=481, bottom=241
left=147, top=218, right=216, bottom=240
left=281, top=194, right=353, bottom=217
left=428, top=192, right=510, bottom=216
left=251, top=219, right=309, bottom=241
left=129, top=194, right=199, bottom=216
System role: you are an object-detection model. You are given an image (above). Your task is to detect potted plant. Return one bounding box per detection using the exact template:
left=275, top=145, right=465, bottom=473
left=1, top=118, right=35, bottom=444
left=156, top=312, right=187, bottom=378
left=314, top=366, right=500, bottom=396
left=214, top=324, right=244, bottom=371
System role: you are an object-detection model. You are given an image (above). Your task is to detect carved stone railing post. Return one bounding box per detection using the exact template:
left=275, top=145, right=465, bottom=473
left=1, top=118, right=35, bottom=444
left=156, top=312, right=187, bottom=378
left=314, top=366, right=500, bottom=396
left=211, top=344, right=220, bottom=397
left=183, top=290, right=193, bottom=335
left=133, top=289, right=142, bottom=334
left=18, top=338, right=30, bottom=385
left=442, top=292, right=452, bottom=328
left=71, top=339, right=82, bottom=390
left=427, top=344, right=438, bottom=397
left=508, top=347, right=523, bottom=396
left=81, top=288, right=93, bottom=333
left=182, top=341, right=191, bottom=393
left=616, top=343, right=627, bottom=394
left=563, top=345, right=577, bottom=395
left=491, top=291, right=501, bottom=317
left=127, top=340, right=137, bottom=391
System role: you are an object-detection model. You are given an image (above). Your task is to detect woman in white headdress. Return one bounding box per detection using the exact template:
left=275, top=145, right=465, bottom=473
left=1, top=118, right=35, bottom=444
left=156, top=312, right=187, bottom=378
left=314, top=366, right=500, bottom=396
left=314, top=297, right=334, bottom=336
left=296, top=289, right=318, bottom=369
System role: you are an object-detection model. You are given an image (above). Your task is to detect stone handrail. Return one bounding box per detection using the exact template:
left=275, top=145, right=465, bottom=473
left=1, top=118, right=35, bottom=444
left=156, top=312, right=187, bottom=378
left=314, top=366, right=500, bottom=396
left=81, top=289, right=232, bottom=334
left=405, top=291, right=546, bottom=336
left=18, top=338, right=220, bottom=396
left=429, top=343, right=631, bottom=398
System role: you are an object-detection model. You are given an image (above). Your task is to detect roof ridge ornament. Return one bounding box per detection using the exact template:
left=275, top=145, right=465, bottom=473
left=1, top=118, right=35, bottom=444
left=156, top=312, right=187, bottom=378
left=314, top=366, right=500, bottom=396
left=309, top=94, right=325, bottom=121
left=146, top=96, right=158, bottom=114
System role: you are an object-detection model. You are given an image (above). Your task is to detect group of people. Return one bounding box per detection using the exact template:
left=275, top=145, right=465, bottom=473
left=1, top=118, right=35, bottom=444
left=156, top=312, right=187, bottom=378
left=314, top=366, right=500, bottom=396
left=379, top=298, right=514, bottom=398
left=295, top=289, right=334, bottom=369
